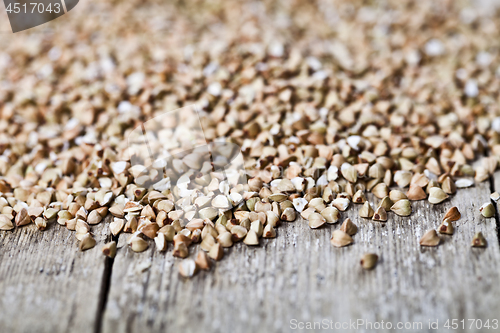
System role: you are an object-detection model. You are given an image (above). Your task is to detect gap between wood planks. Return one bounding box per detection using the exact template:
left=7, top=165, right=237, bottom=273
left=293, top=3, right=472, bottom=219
left=486, top=149, right=500, bottom=247
left=94, top=234, right=118, bottom=333
left=91, top=171, right=500, bottom=333
left=488, top=175, right=500, bottom=247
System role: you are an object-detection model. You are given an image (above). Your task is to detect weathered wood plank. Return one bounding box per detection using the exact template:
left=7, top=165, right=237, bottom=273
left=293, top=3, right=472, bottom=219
left=102, top=179, right=500, bottom=333
left=0, top=219, right=111, bottom=333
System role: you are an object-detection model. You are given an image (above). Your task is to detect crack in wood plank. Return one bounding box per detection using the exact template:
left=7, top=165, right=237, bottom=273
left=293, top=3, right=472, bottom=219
left=94, top=255, right=115, bottom=333
left=489, top=173, right=500, bottom=247
left=94, top=223, right=119, bottom=333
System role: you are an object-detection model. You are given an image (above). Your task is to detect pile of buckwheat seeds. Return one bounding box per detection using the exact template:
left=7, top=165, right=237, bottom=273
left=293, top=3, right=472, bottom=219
left=0, top=0, right=500, bottom=277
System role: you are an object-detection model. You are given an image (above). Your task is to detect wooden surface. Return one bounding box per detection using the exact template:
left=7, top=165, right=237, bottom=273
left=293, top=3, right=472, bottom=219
left=0, top=218, right=112, bottom=333
left=1, top=179, right=500, bottom=333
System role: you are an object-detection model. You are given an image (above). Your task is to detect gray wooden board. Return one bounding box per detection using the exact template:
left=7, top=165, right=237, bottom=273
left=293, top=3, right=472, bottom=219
left=0, top=181, right=498, bottom=333
left=101, top=180, right=500, bottom=333
left=0, top=217, right=111, bottom=333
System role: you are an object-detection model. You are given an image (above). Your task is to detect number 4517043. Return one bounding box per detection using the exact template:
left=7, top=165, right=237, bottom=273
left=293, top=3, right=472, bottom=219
left=444, top=319, right=498, bottom=330
left=6, top=2, right=62, bottom=14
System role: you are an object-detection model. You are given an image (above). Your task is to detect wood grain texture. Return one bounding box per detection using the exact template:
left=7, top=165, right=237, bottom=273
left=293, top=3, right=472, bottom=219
left=0, top=218, right=111, bottom=333
left=101, top=180, right=500, bottom=333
